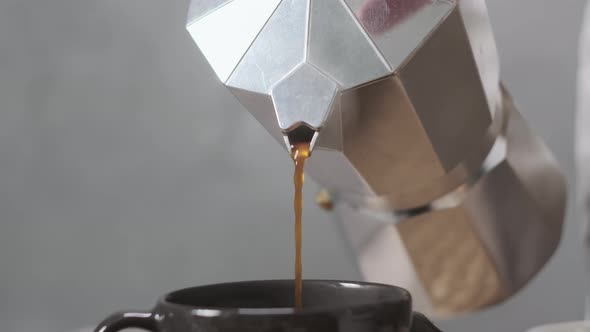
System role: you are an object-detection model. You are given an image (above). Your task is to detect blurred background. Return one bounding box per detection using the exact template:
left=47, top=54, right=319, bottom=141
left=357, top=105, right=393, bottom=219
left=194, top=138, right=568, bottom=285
left=0, top=1, right=586, bottom=331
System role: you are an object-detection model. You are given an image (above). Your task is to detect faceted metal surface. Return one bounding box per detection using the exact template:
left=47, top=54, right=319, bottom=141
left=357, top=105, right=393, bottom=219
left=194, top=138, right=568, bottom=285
left=306, top=19, right=500, bottom=209
left=307, top=0, right=391, bottom=89
left=186, top=0, right=281, bottom=83
left=345, top=0, right=454, bottom=73
left=185, top=0, right=495, bottom=147
left=398, top=7, right=493, bottom=171
left=226, top=0, right=308, bottom=95
left=187, top=0, right=403, bottom=136
left=336, top=94, right=566, bottom=316
left=271, top=64, right=338, bottom=131
left=459, top=0, right=502, bottom=113
left=312, top=98, right=343, bottom=151
left=298, top=1, right=499, bottom=209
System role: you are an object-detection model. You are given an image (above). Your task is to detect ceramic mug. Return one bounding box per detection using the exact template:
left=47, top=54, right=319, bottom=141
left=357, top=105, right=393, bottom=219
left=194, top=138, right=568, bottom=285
left=94, top=280, right=441, bottom=332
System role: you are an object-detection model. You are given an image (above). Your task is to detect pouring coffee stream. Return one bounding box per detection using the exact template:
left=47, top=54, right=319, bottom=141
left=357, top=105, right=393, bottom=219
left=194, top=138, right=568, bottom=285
left=287, top=126, right=315, bottom=308
left=291, top=141, right=308, bottom=308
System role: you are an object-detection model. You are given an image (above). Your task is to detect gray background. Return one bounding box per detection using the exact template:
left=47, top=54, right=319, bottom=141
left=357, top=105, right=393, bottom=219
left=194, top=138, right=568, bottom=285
left=0, top=1, right=585, bottom=331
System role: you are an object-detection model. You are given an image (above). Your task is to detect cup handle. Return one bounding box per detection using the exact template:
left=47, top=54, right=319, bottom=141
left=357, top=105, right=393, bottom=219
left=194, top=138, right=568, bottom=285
left=93, top=311, right=158, bottom=332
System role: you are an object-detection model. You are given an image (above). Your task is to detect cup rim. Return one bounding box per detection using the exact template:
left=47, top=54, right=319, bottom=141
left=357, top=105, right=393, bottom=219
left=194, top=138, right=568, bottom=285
left=159, top=279, right=412, bottom=316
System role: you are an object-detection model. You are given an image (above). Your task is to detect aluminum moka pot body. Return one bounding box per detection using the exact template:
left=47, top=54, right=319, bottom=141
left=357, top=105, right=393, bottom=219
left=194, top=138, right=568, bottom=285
left=186, top=0, right=566, bottom=317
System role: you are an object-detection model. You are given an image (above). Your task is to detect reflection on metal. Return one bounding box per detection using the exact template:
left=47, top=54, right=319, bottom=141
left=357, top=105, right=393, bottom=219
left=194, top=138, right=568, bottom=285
left=335, top=91, right=565, bottom=317
left=226, top=0, right=308, bottom=94
left=396, top=206, right=505, bottom=315
left=316, top=190, right=335, bottom=211
left=307, top=0, right=391, bottom=88
left=187, top=0, right=566, bottom=317
left=344, top=0, right=454, bottom=74
left=335, top=92, right=565, bottom=317
left=271, top=63, right=339, bottom=131
left=186, top=0, right=281, bottom=83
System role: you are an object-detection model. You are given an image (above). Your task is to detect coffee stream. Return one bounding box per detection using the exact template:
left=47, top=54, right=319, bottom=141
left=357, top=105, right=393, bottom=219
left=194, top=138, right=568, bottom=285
left=291, top=142, right=310, bottom=308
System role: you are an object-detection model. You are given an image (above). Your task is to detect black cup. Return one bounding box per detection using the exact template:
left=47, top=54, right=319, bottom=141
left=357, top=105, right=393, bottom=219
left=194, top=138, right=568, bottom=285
left=94, top=280, right=441, bottom=332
